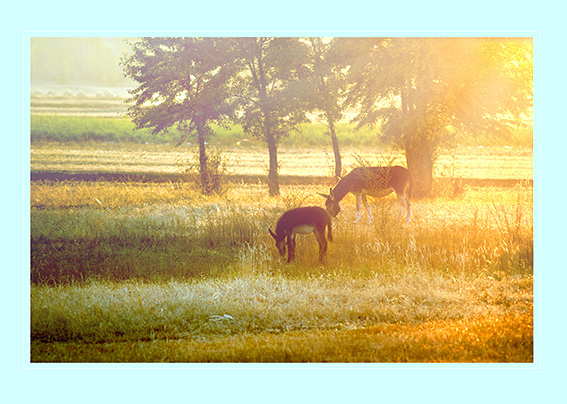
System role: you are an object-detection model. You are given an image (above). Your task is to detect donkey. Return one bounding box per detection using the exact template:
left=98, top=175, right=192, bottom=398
left=268, top=206, right=333, bottom=263
left=319, top=166, right=411, bottom=224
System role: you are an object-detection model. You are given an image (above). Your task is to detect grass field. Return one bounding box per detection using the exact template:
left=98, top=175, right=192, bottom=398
left=30, top=114, right=388, bottom=147
left=29, top=98, right=534, bottom=362
left=30, top=151, right=534, bottom=362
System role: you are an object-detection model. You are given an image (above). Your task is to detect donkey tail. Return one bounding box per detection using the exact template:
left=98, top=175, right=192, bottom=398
left=407, top=169, right=413, bottom=199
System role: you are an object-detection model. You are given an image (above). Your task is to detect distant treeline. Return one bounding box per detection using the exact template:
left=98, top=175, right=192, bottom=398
left=30, top=115, right=533, bottom=147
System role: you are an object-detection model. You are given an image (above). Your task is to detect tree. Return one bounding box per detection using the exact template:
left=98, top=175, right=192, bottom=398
left=340, top=37, right=533, bottom=197
left=233, top=37, right=311, bottom=196
left=122, top=37, right=238, bottom=194
left=304, top=37, right=348, bottom=178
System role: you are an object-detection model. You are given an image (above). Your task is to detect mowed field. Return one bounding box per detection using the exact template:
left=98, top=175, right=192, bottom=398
left=30, top=140, right=534, bottom=363
left=31, top=142, right=533, bottom=181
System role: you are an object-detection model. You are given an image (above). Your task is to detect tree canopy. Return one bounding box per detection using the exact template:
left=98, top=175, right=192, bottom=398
left=122, top=37, right=533, bottom=197
left=232, top=37, right=312, bottom=195
left=338, top=37, right=533, bottom=195
left=303, top=37, right=349, bottom=177
left=122, top=37, right=239, bottom=194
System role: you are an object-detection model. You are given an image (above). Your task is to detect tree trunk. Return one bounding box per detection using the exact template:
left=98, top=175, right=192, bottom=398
left=252, top=41, right=280, bottom=197
left=403, top=76, right=434, bottom=198
left=405, top=134, right=434, bottom=198
left=329, top=119, right=342, bottom=178
left=266, top=131, right=280, bottom=196
left=196, top=123, right=210, bottom=195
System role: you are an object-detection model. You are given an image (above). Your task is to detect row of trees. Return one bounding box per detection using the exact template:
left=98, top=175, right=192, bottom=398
left=122, top=37, right=533, bottom=197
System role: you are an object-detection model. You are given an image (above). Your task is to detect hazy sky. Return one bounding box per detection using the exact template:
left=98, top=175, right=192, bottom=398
left=31, top=37, right=135, bottom=88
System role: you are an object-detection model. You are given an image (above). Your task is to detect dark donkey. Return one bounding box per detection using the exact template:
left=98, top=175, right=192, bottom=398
left=268, top=206, right=333, bottom=263
left=319, top=166, right=411, bottom=224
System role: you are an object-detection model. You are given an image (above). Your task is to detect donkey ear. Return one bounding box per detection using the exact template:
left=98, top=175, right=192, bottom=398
left=268, top=229, right=277, bottom=239
left=317, top=192, right=329, bottom=198
left=329, top=188, right=335, bottom=199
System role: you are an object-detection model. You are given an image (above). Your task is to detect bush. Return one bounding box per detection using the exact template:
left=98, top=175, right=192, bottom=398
left=180, top=147, right=235, bottom=195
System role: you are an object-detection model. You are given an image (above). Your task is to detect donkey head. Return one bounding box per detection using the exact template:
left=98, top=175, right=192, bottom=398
left=268, top=229, right=286, bottom=257
left=318, top=188, right=341, bottom=218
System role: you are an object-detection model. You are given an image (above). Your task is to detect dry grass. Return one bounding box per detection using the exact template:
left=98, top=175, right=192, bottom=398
left=32, top=311, right=532, bottom=363
left=31, top=143, right=534, bottom=180
left=31, top=272, right=530, bottom=340
left=30, top=178, right=533, bottom=362
left=31, top=181, right=199, bottom=208
left=29, top=141, right=533, bottom=362
left=31, top=272, right=532, bottom=362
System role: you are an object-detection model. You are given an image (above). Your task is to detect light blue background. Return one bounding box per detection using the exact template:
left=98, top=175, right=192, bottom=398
left=5, top=1, right=561, bottom=403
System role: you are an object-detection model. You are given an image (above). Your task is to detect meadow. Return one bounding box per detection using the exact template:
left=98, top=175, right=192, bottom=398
left=30, top=105, right=533, bottom=362
left=30, top=148, right=533, bottom=362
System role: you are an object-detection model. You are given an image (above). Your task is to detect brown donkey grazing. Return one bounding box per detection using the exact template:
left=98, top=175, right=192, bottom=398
left=319, top=166, right=411, bottom=224
left=268, top=206, right=333, bottom=263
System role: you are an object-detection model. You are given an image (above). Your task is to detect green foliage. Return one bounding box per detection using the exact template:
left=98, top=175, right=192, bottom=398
left=122, top=38, right=243, bottom=195
left=303, top=38, right=348, bottom=122
left=123, top=38, right=239, bottom=137
left=33, top=37, right=533, bottom=199
left=341, top=38, right=533, bottom=142
left=288, top=122, right=382, bottom=147
left=337, top=37, right=533, bottom=196
left=232, top=37, right=316, bottom=195
left=30, top=115, right=378, bottom=146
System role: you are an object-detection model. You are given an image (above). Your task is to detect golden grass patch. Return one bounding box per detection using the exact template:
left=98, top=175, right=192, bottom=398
left=29, top=143, right=534, bottom=363
left=31, top=311, right=532, bottom=363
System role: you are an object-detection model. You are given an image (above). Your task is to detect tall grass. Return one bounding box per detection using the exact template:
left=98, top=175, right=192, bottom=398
left=30, top=181, right=533, bottom=361
left=31, top=202, right=274, bottom=284
left=31, top=183, right=533, bottom=283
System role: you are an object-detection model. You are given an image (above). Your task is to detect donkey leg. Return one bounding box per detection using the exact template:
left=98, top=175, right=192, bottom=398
left=396, top=194, right=404, bottom=220
left=397, top=194, right=411, bottom=223
left=362, top=194, right=373, bottom=223
left=405, top=196, right=411, bottom=223
left=287, top=236, right=296, bottom=262
left=314, top=229, right=327, bottom=263
left=355, top=194, right=362, bottom=223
